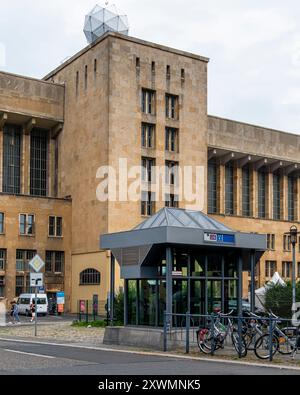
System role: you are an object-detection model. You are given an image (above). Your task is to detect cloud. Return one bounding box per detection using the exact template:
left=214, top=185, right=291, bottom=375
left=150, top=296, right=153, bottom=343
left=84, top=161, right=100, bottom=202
left=0, top=0, right=299, bottom=134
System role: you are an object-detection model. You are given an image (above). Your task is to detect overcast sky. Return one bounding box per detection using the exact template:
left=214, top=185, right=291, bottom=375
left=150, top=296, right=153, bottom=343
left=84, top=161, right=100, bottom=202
left=0, top=0, right=300, bottom=135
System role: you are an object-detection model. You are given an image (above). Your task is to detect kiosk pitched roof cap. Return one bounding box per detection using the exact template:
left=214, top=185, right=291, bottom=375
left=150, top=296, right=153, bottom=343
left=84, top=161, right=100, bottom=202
left=134, top=207, right=233, bottom=232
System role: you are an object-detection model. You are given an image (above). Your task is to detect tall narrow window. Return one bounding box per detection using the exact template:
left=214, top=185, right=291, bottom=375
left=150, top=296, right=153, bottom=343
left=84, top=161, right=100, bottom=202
left=141, top=89, right=155, bottom=114
left=16, top=250, right=36, bottom=272
left=3, top=125, right=22, bottom=194
left=141, top=123, right=155, bottom=149
left=141, top=158, right=155, bottom=183
left=49, top=216, right=63, bottom=237
left=165, top=161, right=179, bottom=186
left=166, top=65, right=171, bottom=79
left=46, top=251, right=64, bottom=273
left=19, top=214, right=35, bottom=236
left=288, top=175, right=296, bottom=221
left=94, top=59, right=97, bottom=77
left=151, top=61, right=156, bottom=74
left=141, top=191, right=155, bottom=216
left=225, top=162, right=234, bottom=215
left=165, top=128, right=179, bottom=153
left=273, top=172, right=281, bottom=220
left=265, top=261, right=277, bottom=278
left=75, top=71, right=79, bottom=96
left=242, top=166, right=251, bottom=217
left=30, top=129, right=48, bottom=196
left=208, top=159, right=217, bottom=214
left=165, top=94, right=179, bottom=120
left=258, top=170, right=267, bottom=218
left=0, top=213, right=4, bottom=234
left=181, top=68, right=185, bottom=81
left=282, top=261, right=292, bottom=278
left=0, top=250, right=6, bottom=271
left=84, top=65, right=88, bottom=90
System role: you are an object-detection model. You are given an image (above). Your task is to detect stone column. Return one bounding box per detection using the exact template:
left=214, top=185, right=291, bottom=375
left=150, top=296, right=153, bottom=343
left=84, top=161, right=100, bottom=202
left=250, top=167, right=257, bottom=218
left=266, top=172, right=273, bottom=220
left=48, top=136, right=55, bottom=197
left=235, top=166, right=242, bottom=216
left=281, top=175, right=288, bottom=221
left=217, top=164, right=225, bottom=214
left=22, top=131, right=30, bottom=195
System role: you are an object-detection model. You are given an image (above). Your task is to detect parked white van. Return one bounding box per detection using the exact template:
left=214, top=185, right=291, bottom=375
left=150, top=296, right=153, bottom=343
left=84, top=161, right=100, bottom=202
left=17, top=294, right=48, bottom=316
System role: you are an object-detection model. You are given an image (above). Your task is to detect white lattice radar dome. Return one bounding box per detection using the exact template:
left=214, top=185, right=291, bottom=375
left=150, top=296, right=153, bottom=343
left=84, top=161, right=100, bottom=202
left=84, top=4, right=129, bottom=44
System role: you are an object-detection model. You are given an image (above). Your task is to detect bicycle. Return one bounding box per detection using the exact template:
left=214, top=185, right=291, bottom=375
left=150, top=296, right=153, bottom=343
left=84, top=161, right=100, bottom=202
left=254, top=312, right=300, bottom=360
left=197, top=310, right=247, bottom=357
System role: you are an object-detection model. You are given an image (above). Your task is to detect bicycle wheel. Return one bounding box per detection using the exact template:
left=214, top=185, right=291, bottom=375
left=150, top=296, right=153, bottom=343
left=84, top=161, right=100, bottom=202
left=254, top=334, right=279, bottom=360
left=231, top=333, right=247, bottom=357
left=197, top=329, right=220, bottom=354
left=277, top=328, right=297, bottom=355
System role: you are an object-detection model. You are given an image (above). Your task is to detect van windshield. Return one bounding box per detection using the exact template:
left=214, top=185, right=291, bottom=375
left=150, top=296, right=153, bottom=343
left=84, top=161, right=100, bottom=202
left=32, top=298, right=47, bottom=305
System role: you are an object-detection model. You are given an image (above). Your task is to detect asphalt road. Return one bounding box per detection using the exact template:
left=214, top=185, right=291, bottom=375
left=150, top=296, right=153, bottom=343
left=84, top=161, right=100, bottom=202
left=0, top=339, right=299, bottom=375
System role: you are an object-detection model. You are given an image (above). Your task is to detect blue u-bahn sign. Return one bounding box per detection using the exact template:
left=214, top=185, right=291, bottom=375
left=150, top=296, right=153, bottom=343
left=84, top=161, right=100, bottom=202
left=204, top=232, right=235, bottom=244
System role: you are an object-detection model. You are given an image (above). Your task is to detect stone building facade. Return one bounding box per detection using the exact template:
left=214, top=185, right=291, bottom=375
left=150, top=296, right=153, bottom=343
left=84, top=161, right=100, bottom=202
left=0, top=32, right=299, bottom=311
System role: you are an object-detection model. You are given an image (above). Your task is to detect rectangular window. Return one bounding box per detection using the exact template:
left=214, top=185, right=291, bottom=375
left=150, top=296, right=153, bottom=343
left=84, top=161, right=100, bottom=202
left=141, top=191, right=155, bottom=216
left=46, top=251, right=64, bottom=274
left=165, top=194, right=179, bottom=208
left=48, top=216, right=63, bottom=237
left=267, top=234, right=275, bottom=250
left=282, top=261, right=292, bottom=279
left=19, top=214, right=35, bottom=236
left=94, top=59, right=97, bottom=76
left=0, top=250, right=6, bottom=271
left=283, top=235, right=291, bottom=252
left=165, top=127, right=179, bottom=153
left=265, top=261, right=277, bottom=278
left=0, top=276, right=4, bottom=297
left=0, top=213, right=4, bottom=234
left=165, top=94, right=179, bottom=120
left=136, top=57, right=140, bottom=68
left=165, top=161, right=179, bottom=186
left=288, top=176, right=296, bottom=222
left=273, top=172, right=281, bottom=220
left=258, top=170, right=267, bottom=219
left=76, top=71, right=79, bottom=96
left=141, top=158, right=155, bottom=183
left=298, top=262, right=300, bottom=278
left=166, top=65, right=171, bottom=79
left=16, top=250, right=36, bottom=272
left=151, top=61, right=155, bottom=74
left=181, top=68, right=185, bottom=81
left=3, top=124, right=22, bottom=194
left=84, top=65, right=88, bottom=90
left=141, top=89, right=155, bottom=114
left=242, top=166, right=251, bottom=217
left=141, top=123, right=155, bottom=149
left=225, top=162, right=234, bottom=215
left=30, top=129, right=48, bottom=196
left=208, top=159, right=217, bottom=214
left=15, top=275, right=24, bottom=297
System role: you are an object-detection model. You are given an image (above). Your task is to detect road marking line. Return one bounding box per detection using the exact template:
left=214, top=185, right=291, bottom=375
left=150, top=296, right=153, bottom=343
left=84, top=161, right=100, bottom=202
left=3, top=348, right=55, bottom=359
left=0, top=337, right=300, bottom=371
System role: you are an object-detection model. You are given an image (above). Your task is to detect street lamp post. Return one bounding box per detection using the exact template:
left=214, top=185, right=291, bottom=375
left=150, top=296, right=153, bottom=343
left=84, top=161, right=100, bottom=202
left=286, top=226, right=299, bottom=313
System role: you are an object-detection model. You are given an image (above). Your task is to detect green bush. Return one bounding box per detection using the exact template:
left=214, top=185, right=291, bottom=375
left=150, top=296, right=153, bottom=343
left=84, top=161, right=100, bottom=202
left=114, top=290, right=124, bottom=325
left=265, top=282, right=300, bottom=319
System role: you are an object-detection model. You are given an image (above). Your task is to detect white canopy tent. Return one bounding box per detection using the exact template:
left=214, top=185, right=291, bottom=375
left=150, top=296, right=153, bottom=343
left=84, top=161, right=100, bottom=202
left=249, top=272, right=286, bottom=311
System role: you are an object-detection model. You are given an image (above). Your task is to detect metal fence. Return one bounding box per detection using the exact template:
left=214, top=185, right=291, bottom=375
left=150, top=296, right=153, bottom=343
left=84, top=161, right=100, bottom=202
left=163, top=312, right=300, bottom=362
left=77, top=300, right=108, bottom=323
